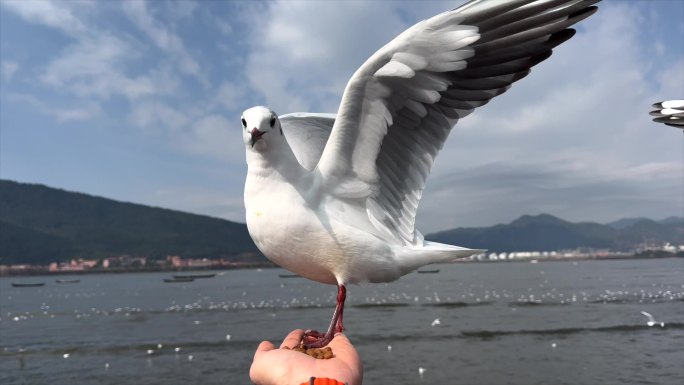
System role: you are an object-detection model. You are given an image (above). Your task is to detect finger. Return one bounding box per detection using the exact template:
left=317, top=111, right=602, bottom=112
left=280, top=329, right=305, bottom=349
left=330, top=332, right=352, bottom=348
left=329, top=333, right=360, bottom=362
left=253, top=340, right=275, bottom=359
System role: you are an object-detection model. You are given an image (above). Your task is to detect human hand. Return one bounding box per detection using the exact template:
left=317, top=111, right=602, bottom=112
left=250, top=329, right=363, bottom=385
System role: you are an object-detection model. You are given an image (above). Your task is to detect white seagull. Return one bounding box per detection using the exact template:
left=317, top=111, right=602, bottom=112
left=242, top=0, right=600, bottom=348
left=650, top=100, right=684, bottom=129
left=640, top=311, right=665, bottom=327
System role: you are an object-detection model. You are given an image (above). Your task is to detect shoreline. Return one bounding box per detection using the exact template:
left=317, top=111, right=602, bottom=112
left=1, top=252, right=680, bottom=278
left=0, top=262, right=276, bottom=278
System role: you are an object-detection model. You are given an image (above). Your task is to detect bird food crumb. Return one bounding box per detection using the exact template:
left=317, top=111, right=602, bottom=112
left=282, top=345, right=333, bottom=359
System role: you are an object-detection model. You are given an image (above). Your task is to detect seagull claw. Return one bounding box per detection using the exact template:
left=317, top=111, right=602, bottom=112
left=303, top=330, right=334, bottom=348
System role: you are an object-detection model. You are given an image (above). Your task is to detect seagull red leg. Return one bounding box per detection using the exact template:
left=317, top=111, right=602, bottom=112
left=303, top=284, right=346, bottom=348
left=335, top=286, right=345, bottom=333
left=334, top=284, right=345, bottom=333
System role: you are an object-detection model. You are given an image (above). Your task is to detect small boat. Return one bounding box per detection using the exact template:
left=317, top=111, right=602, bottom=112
left=56, top=279, right=80, bottom=284
left=278, top=274, right=301, bottom=278
left=11, top=283, right=45, bottom=287
left=172, top=273, right=216, bottom=279
left=164, top=277, right=194, bottom=283
left=417, top=269, right=440, bottom=274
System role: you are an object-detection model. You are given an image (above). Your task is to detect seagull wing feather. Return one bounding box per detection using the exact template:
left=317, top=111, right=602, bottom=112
left=315, top=0, right=600, bottom=245
left=640, top=311, right=655, bottom=323
left=279, top=113, right=336, bottom=171
left=651, top=100, right=684, bottom=128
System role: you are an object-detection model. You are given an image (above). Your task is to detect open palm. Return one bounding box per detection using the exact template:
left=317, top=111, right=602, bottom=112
left=250, top=330, right=362, bottom=385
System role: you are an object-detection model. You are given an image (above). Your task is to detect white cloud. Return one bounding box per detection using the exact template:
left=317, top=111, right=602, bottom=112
left=165, top=1, right=197, bottom=21
left=183, top=114, right=242, bottom=162
left=1, top=61, right=19, bottom=81
left=3, top=0, right=185, bottom=104
left=215, top=81, right=247, bottom=110
left=127, top=101, right=242, bottom=164
left=6, top=93, right=100, bottom=123
left=128, top=100, right=191, bottom=133
left=152, top=186, right=246, bottom=222
left=122, top=0, right=206, bottom=86
left=244, top=1, right=411, bottom=113
left=0, top=0, right=87, bottom=37
left=3, top=0, right=190, bottom=133
left=51, top=102, right=102, bottom=123
left=419, top=158, right=683, bottom=231
left=654, top=58, right=684, bottom=100
left=40, top=34, right=157, bottom=100
left=214, top=18, right=233, bottom=36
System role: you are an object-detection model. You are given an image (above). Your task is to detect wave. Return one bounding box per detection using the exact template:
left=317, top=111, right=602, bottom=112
left=508, top=301, right=570, bottom=307
left=350, top=322, right=684, bottom=344
left=3, top=323, right=683, bottom=357
left=352, top=303, right=410, bottom=309
left=6, top=295, right=681, bottom=322
left=0, top=339, right=257, bottom=358
left=422, top=301, right=494, bottom=308
left=460, top=322, right=684, bottom=339
left=588, top=297, right=681, bottom=305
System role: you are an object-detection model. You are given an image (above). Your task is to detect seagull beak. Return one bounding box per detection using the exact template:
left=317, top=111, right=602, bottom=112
left=250, top=128, right=265, bottom=147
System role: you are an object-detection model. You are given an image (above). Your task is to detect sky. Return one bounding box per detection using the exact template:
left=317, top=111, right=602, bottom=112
left=0, top=0, right=683, bottom=233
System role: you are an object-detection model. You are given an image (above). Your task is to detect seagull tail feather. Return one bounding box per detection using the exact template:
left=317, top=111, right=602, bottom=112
left=397, top=241, right=485, bottom=274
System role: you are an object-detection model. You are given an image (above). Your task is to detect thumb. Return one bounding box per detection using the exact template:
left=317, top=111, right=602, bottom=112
left=250, top=340, right=276, bottom=384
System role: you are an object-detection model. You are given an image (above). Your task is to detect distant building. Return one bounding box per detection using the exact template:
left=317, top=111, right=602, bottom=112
left=49, top=258, right=99, bottom=272
left=102, top=255, right=147, bottom=268
left=167, top=255, right=185, bottom=267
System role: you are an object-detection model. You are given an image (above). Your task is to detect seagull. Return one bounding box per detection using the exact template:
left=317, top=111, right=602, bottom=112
left=640, top=311, right=665, bottom=327
left=431, top=318, right=441, bottom=327
left=242, top=0, right=600, bottom=348
left=650, top=100, right=684, bottom=129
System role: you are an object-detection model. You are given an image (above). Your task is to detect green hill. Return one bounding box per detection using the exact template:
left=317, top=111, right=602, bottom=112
left=1, top=179, right=682, bottom=265
left=0, top=180, right=262, bottom=265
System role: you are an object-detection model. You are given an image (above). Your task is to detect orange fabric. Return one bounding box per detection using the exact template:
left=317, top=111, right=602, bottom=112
left=299, top=377, right=346, bottom=385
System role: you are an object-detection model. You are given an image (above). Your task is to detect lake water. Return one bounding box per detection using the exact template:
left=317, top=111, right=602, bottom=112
left=1, top=258, right=683, bottom=385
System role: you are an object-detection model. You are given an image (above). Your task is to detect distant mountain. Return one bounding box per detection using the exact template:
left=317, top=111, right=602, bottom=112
left=608, top=216, right=683, bottom=229
left=1, top=179, right=682, bottom=265
left=659, top=216, right=684, bottom=226
left=607, top=217, right=650, bottom=229
left=428, top=214, right=684, bottom=253
left=0, top=180, right=262, bottom=265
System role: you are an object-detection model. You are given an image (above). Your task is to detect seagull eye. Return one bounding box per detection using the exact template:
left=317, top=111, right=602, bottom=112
left=269, top=116, right=276, bottom=127
left=241, top=118, right=247, bottom=128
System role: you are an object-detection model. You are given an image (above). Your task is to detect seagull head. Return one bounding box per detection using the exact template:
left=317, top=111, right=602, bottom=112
left=241, top=106, right=281, bottom=150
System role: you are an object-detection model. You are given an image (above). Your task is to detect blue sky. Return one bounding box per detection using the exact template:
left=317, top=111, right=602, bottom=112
left=1, top=0, right=683, bottom=232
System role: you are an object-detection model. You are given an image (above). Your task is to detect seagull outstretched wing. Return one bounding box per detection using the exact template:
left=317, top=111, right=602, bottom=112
left=650, top=100, right=684, bottom=129
left=640, top=311, right=655, bottom=323
left=314, top=0, right=600, bottom=245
